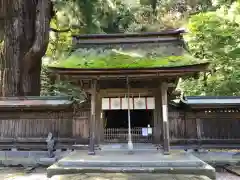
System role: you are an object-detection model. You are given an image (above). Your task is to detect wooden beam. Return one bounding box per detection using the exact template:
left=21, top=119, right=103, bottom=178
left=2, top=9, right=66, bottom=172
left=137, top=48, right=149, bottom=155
left=98, top=88, right=155, bottom=97
left=88, top=79, right=97, bottom=155
left=161, top=82, right=170, bottom=155
left=55, top=72, right=195, bottom=79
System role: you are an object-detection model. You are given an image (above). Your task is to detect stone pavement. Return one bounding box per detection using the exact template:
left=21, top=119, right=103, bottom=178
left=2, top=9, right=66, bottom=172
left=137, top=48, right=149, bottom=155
left=0, top=168, right=213, bottom=180
left=192, top=151, right=240, bottom=166
left=224, top=166, right=240, bottom=176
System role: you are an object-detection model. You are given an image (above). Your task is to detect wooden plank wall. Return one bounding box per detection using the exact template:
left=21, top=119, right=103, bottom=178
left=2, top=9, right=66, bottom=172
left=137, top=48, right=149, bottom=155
left=71, top=108, right=240, bottom=143
left=168, top=111, right=186, bottom=140
left=0, top=106, right=239, bottom=144
left=184, top=111, right=198, bottom=139
left=0, top=104, right=91, bottom=144
left=0, top=111, right=74, bottom=139
left=72, top=109, right=90, bottom=139
left=168, top=109, right=240, bottom=142
left=197, top=111, right=240, bottom=140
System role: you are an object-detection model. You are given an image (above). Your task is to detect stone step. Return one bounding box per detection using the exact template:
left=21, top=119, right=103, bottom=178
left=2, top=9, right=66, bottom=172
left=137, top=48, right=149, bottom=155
left=47, top=150, right=216, bottom=179
left=48, top=164, right=216, bottom=179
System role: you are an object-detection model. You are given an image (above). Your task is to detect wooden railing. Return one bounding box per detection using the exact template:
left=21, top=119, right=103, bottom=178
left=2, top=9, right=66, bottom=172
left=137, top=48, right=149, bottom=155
left=104, top=128, right=152, bottom=143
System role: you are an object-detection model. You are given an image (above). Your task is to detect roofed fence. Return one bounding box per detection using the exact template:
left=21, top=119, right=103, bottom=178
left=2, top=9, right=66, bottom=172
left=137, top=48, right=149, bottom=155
left=169, top=96, right=240, bottom=148
left=0, top=96, right=239, bottom=150
left=0, top=96, right=89, bottom=150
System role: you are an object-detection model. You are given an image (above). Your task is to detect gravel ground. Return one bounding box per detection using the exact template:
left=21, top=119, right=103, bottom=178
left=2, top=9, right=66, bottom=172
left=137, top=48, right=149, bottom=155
left=0, top=168, right=239, bottom=180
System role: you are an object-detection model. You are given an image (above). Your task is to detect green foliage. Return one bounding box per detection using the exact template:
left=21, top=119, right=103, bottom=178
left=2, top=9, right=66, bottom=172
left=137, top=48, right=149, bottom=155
left=41, top=0, right=240, bottom=97
left=51, top=80, right=86, bottom=103
left=180, top=1, right=240, bottom=96
left=49, top=48, right=199, bottom=69
left=96, top=1, right=136, bottom=33
left=41, top=66, right=52, bottom=96
left=41, top=65, right=86, bottom=103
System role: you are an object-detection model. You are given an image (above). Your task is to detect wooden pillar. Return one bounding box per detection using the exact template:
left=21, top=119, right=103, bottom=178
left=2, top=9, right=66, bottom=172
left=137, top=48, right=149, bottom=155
left=88, top=79, right=97, bottom=155
left=98, top=91, right=104, bottom=143
left=153, top=85, right=162, bottom=145
left=99, top=110, right=104, bottom=142
left=95, top=92, right=102, bottom=144
left=161, top=82, right=170, bottom=155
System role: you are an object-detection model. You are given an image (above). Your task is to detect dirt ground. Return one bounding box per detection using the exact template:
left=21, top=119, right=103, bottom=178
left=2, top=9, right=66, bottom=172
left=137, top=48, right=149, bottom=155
left=0, top=167, right=239, bottom=180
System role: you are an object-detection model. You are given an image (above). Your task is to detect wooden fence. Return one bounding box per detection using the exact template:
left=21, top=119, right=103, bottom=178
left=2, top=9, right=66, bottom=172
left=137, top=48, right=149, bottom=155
left=169, top=109, right=240, bottom=145
left=0, top=111, right=73, bottom=139
left=0, top=105, right=239, bottom=147
left=72, top=110, right=90, bottom=140
left=0, top=108, right=90, bottom=149
left=104, top=128, right=152, bottom=143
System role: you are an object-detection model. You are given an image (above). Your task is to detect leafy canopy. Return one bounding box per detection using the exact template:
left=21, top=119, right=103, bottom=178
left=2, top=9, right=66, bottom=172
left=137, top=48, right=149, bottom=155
left=180, top=2, right=240, bottom=96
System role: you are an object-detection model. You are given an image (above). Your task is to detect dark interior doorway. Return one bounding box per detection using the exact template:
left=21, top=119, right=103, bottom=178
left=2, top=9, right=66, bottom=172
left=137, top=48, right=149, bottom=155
left=104, top=110, right=153, bottom=128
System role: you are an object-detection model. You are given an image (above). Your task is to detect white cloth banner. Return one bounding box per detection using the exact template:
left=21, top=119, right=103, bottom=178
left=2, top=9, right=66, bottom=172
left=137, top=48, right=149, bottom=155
left=102, top=98, right=109, bottom=110
left=101, top=97, right=155, bottom=110
left=146, top=97, right=155, bottom=109
left=111, top=98, right=121, bottom=109
left=121, top=97, right=134, bottom=110
left=134, top=97, right=146, bottom=109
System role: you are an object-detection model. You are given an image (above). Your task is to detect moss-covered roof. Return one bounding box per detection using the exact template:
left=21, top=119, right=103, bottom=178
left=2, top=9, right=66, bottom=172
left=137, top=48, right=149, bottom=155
left=49, top=48, right=203, bottom=69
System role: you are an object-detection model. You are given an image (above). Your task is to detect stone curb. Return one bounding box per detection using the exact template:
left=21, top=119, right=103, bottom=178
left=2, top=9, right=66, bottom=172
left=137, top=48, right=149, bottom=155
left=0, top=150, right=72, bottom=167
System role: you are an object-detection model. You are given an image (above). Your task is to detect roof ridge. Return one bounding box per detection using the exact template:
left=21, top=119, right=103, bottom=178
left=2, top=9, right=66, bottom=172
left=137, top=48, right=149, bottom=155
left=186, top=96, right=240, bottom=99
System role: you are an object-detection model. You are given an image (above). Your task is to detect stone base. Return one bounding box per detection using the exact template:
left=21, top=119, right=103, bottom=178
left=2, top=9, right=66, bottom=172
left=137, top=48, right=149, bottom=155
left=47, top=150, right=216, bottom=179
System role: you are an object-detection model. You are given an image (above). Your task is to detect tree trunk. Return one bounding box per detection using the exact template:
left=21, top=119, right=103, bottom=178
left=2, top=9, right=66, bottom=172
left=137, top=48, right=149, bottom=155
left=0, top=51, right=3, bottom=96
left=151, top=0, right=157, bottom=15
left=1, top=0, right=22, bottom=96
left=1, top=0, right=51, bottom=96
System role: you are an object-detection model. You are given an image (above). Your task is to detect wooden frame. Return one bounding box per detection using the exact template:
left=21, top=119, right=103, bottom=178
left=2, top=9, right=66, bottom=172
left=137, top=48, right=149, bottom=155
left=84, top=80, right=171, bottom=149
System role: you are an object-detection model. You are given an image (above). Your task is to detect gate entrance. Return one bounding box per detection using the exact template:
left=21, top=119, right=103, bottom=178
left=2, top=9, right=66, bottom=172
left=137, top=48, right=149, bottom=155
left=104, top=110, right=153, bottom=143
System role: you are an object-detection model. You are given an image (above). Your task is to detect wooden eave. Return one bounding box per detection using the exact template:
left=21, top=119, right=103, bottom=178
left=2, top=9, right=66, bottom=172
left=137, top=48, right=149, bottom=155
left=73, top=37, right=182, bottom=46
left=179, top=96, right=240, bottom=110
left=72, top=29, right=185, bottom=39
left=0, top=105, right=73, bottom=112
left=48, top=63, right=209, bottom=80
left=185, top=104, right=240, bottom=110
left=72, top=29, right=185, bottom=46
left=178, top=102, right=240, bottom=110
left=0, top=96, right=74, bottom=111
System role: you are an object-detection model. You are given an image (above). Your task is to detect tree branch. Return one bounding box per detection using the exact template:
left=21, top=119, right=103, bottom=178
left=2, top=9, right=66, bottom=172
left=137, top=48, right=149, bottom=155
left=50, top=28, right=70, bottom=33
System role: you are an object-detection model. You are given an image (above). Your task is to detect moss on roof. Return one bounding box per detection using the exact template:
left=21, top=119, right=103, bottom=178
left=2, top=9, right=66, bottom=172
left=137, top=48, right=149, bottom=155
left=49, top=48, right=202, bottom=69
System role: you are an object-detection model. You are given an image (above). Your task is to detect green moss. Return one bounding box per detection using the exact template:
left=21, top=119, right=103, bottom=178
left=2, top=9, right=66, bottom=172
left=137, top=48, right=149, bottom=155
left=49, top=48, right=202, bottom=69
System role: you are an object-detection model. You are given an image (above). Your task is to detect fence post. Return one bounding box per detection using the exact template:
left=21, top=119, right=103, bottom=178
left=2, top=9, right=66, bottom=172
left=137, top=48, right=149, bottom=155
left=196, top=118, right=202, bottom=148
left=196, top=118, right=202, bottom=140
